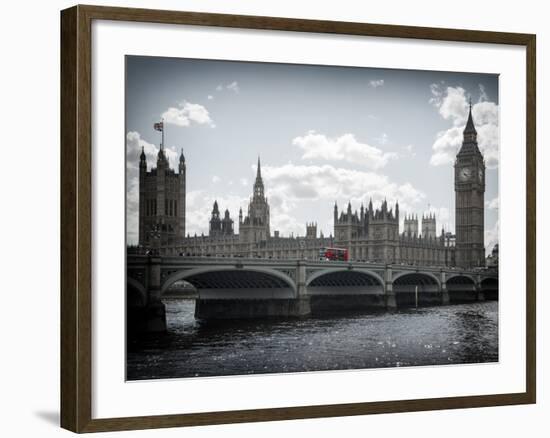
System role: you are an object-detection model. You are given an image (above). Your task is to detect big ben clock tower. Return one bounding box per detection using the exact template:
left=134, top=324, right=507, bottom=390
left=455, top=102, right=486, bottom=268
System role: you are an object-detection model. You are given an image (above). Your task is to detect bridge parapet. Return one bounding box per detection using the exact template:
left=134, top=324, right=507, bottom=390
left=126, top=256, right=498, bottom=328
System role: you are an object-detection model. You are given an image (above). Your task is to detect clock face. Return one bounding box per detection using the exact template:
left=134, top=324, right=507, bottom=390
left=459, top=167, right=472, bottom=181
left=478, top=168, right=484, bottom=182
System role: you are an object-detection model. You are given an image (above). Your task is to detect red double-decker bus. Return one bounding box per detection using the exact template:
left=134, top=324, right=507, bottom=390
left=319, top=247, right=349, bottom=262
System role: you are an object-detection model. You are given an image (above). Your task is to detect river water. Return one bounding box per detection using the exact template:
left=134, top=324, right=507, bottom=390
left=127, top=300, right=498, bottom=380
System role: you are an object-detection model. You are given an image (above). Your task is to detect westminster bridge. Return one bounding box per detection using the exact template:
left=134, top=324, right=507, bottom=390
left=127, top=256, right=498, bottom=332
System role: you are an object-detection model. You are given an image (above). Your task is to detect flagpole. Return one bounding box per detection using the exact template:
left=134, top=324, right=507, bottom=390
left=161, top=118, right=164, bottom=150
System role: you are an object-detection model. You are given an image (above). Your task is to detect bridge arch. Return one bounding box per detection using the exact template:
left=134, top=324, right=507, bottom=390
left=306, top=268, right=384, bottom=288
left=392, top=271, right=441, bottom=287
left=126, top=277, right=148, bottom=334
left=392, top=272, right=441, bottom=307
left=305, top=268, right=385, bottom=312
left=127, top=277, right=147, bottom=307
left=160, top=266, right=297, bottom=299
left=446, top=273, right=476, bottom=284
left=446, top=274, right=477, bottom=303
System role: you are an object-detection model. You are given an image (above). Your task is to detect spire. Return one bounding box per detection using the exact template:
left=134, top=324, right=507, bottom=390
left=139, top=146, right=146, bottom=171
left=458, top=98, right=481, bottom=157
left=212, top=200, right=219, bottom=214
left=256, top=155, right=262, bottom=181
left=178, top=148, right=185, bottom=173
left=464, top=99, right=477, bottom=135
left=252, top=155, right=265, bottom=200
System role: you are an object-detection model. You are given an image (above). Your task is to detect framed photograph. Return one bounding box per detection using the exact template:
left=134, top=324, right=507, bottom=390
left=60, top=4, right=536, bottom=433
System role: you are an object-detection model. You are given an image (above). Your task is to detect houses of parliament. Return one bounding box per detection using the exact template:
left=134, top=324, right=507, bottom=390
left=136, top=105, right=486, bottom=268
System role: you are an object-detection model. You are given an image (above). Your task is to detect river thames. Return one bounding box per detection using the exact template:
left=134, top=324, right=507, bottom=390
left=127, top=299, right=498, bottom=380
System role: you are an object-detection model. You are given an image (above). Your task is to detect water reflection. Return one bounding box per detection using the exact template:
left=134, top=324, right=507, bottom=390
left=127, top=300, right=498, bottom=380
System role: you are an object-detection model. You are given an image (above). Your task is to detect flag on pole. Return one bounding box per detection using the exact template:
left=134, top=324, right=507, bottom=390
left=154, top=121, right=164, bottom=132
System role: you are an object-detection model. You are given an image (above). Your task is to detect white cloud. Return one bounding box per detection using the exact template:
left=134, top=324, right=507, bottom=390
left=266, top=163, right=423, bottom=209
left=292, top=131, right=397, bottom=170
left=485, top=197, right=499, bottom=210
left=478, top=84, right=488, bottom=102
left=207, top=95, right=214, bottom=100
left=239, top=178, right=248, bottom=186
left=162, top=101, right=214, bottom=127
left=212, top=175, right=221, bottom=183
left=369, top=79, right=384, bottom=88
left=215, top=81, right=240, bottom=94
left=126, top=130, right=178, bottom=171
left=428, top=82, right=444, bottom=106
left=258, top=163, right=425, bottom=237
left=438, top=86, right=469, bottom=126
left=226, top=81, right=240, bottom=93
left=271, top=213, right=303, bottom=238
left=430, top=126, right=462, bottom=167
left=429, top=85, right=499, bottom=169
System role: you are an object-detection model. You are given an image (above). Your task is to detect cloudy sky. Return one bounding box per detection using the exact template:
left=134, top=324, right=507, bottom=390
left=126, top=56, right=499, bottom=253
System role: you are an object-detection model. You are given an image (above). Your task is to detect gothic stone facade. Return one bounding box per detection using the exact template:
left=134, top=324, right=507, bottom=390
left=136, top=106, right=486, bottom=268
left=332, top=200, right=455, bottom=266
left=138, top=145, right=186, bottom=248
left=169, top=157, right=335, bottom=260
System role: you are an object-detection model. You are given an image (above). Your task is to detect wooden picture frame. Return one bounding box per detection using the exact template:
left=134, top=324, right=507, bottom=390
left=60, top=4, right=536, bottom=433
